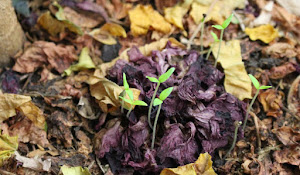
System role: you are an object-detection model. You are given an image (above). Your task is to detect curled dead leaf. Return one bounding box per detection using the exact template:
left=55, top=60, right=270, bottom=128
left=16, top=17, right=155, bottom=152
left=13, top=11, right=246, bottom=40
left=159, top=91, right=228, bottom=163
left=245, top=24, right=279, bottom=44
left=269, top=62, right=296, bottom=79
left=258, top=89, right=284, bottom=117
left=273, top=126, right=300, bottom=146
left=263, top=42, right=297, bottom=58
left=287, top=75, right=300, bottom=118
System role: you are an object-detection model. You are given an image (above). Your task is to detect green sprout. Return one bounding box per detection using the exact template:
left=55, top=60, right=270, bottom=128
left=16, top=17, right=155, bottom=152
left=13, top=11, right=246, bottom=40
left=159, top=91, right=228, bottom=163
left=206, top=31, right=219, bottom=60
left=151, top=87, right=174, bottom=149
left=146, top=67, right=175, bottom=128
left=242, top=74, right=272, bottom=131
left=119, top=73, right=148, bottom=118
left=212, top=14, right=233, bottom=67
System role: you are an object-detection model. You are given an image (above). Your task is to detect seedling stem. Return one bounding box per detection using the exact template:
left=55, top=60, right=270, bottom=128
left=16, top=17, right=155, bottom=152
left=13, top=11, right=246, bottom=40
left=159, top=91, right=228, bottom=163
left=148, top=82, right=160, bottom=129
left=242, top=89, right=259, bottom=131
left=225, top=121, right=242, bottom=158
left=151, top=104, right=162, bottom=149
left=214, top=29, right=224, bottom=67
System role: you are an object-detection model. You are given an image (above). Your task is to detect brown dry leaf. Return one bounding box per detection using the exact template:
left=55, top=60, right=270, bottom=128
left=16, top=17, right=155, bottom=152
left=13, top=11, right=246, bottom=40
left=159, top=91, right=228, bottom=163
left=18, top=101, right=46, bottom=130
left=7, top=116, right=49, bottom=147
left=89, top=77, right=140, bottom=113
left=96, top=0, right=132, bottom=20
left=37, top=11, right=66, bottom=37
left=13, top=41, right=77, bottom=74
left=89, top=23, right=126, bottom=45
left=0, top=93, right=31, bottom=123
left=75, top=130, right=92, bottom=156
left=263, top=42, right=297, bottom=58
left=273, top=146, right=300, bottom=167
left=15, top=151, right=51, bottom=172
left=242, top=158, right=266, bottom=175
left=212, top=40, right=252, bottom=100
left=129, top=4, right=172, bottom=36
left=287, top=75, right=300, bottom=118
left=63, top=7, right=102, bottom=28
left=160, top=152, right=216, bottom=175
left=269, top=62, right=296, bottom=79
left=273, top=126, right=300, bottom=146
left=155, top=0, right=180, bottom=13
left=190, top=0, right=245, bottom=24
left=245, top=24, right=279, bottom=44
left=258, top=89, right=284, bottom=117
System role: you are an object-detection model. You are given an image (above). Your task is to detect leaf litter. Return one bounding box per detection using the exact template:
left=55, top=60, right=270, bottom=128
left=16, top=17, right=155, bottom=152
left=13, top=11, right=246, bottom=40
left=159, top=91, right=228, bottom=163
left=0, top=0, right=299, bottom=174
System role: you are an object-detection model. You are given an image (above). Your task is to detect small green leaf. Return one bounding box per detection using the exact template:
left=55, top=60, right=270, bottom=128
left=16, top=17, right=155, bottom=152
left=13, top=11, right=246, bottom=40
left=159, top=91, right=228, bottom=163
left=248, top=74, right=260, bottom=89
left=146, top=76, right=159, bottom=83
left=119, top=96, right=132, bottom=104
left=132, top=100, right=148, bottom=106
left=123, top=73, right=129, bottom=90
left=212, top=25, right=223, bottom=30
left=125, top=89, right=134, bottom=100
left=210, top=31, right=219, bottom=42
left=153, top=98, right=163, bottom=106
left=222, top=14, right=233, bottom=29
left=259, top=86, right=272, bottom=90
left=159, top=87, right=173, bottom=101
left=159, top=67, right=175, bottom=83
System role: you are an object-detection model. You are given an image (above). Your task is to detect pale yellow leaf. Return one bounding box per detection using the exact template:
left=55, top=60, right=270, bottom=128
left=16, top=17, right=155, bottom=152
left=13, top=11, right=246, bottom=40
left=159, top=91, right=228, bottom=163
left=212, top=40, right=252, bottom=100
left=0, top=134, right=18, bottom=166
left=61, top=165, right=91, bottom=175
left=245, top=24, right=279, bottom=43
left=89, top=28, right=117, bottom=45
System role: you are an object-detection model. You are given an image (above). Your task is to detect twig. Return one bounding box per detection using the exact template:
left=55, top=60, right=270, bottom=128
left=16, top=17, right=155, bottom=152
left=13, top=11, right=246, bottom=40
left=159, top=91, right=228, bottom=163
left=224, top=121, right=242, bottom=159
left=187, top=0, right=219, bottom=50
left=96, top=157, right=106, bottom=174
left=250, top=111, right=261, bottom=150
left=232, top=11, right=245, bottom=31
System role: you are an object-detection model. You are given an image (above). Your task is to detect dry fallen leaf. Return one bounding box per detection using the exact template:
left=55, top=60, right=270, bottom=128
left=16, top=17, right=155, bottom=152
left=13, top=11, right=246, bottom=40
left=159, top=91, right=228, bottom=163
left=129, top=4, right=172, bottom=36
left=63, top=7, right=102, bottom=28
left=160, top=152, right=217, bottom=175
left=273, top=126, right=300, bottom=146
left=61, top=165, right=91, bottom=175
left=273, top=146, right=300, bottom=167
left=212, top=40, right=252, bottom=100
left=245, top=24, right=279, bottom=44
left=0, top=93, right=31, bottom=122
left=18, top=101, right=46, bottom=130
left=14, top=151, right=51, bottom=172
left=0, top=134, right=18, bottom=166
left=263, top=42, right=297, bottom=58
left=269, top=62, right=296, bottom=79
left=258, top=89, right=284, bottom=117
left=164, top=1, right=191, bottom=30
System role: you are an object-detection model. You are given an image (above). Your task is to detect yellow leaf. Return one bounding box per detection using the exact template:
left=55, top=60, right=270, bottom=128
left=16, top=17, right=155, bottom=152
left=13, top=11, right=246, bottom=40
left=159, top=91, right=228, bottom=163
left=0, top=94, right=31, bottom=123
left=100, top=23, right=127, bottom=38
left=17, top=101, right=46, bottom=130
left=61, top=165, right=91, bottom=175
left=89, top=78, right=140, bottom=113
left=212, top=40, right=252, bottom=100
left=245, top=24, right=279, bottom=43
left=129, top=5, right=171, bottom=36
left=164, top=5, right=188, bottom=30
left=89, top=28, right=117, bottom=45
left=160, top=153, right=217, bottom=175
left=190, top=0, right=245, bottom=24
left=0, top=134, right=18, bottom=166
left=64, top=47, right=96, bottom=76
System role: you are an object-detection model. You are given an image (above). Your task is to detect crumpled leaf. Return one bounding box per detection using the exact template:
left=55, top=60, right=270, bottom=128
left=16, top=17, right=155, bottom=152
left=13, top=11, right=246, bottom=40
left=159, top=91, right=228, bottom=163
left=89, top=77, right=140, bottom=113
left=17, top=101, right=46, bottom=129
left=258, top=89, right=283, bottom=117
left=61, top=165, right=91, bottom=175
left=287, top=75, right=300, bottom=118
left=245, top=24, right=279, bottom=44
left=64, top=47, right=95, bottom=76
left=160, top=152, right=217, bottom=175
left=0, top=93, right=31, bottom=123
left=0, top=134, right=18, bottom=166
left=13, top=41, right=77, bottom=74
left=263, top=42, right=297, bottom=58
left=273, top=146, right=300, bottom=167
left=14, top=151, right=51, bottom=171
left=212, top=40, right=252, bottom=100
left=190, top=0, right=245, bottom=24
left=273, top=126, right=300, bottom=146
left=89, top=23, right=127, bottom=45
left=63, top=7, right=102, bottom=28
left=269, top=62, right=296, bottom=79
left=129, top=4, right=172, bottom=36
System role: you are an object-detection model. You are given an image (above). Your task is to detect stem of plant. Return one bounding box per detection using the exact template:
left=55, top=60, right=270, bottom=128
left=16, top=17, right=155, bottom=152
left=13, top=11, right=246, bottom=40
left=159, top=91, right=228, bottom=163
left=151, top=104, right=162, bottom=149
left=206, top=43, right=214, bottom=60
left=242, top=89, right=260, bottom=131
left=126, top=105, right=132, bottom=118
left=224, top=121, right=242, bottom=159
left=148, top=82, right=160, bottom=129
left=214, top=29, right=224, bottom=67
left=121, top=99, right=124, bottom=113
left=200, top=20, right=205, bottom=57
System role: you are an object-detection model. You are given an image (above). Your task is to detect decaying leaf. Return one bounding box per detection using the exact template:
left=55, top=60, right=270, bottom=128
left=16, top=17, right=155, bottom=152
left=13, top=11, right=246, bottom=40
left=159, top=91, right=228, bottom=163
left=258, top=89, right=283, bottom=117
left=245, top=24, right=279, bottom=44
left=63, top=7, right=102, bottom=28
left=64, top=47, right=95, bottom=76
left=212, top=40, right=252, bottom=100
left=129, top=4, right=172, bottom=36
left=269, top=62, right=296, bottom=79
left=61, top=165, right=91, bottom=175
left=0, top=134, right=18, bottom=166
left=0, top=93, right=31, bottom=122
left=190, top=0, right=245, bottom=24
left=273, top=126, right=300, bottom=146
left=263, top=42, right=297, bottom=58
left=15, top=151, right=51, bottom=172
left=287, top=75, right=300, bottom=118
left=160, top=152, right=217, bottom=175
left=89, top=23, right=127, bottom=45
left=273, top=146, right=300, bottom=167
left=164, top=1, right=191, bottom=30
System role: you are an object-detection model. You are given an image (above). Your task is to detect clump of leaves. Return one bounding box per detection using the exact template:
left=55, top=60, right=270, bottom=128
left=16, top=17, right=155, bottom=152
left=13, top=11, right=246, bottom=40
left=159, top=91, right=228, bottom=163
left=119, top=73, right=148, bottom=118
left=146, top=67, right=175, bottom=128
left=206, top=31, right=219, bottom=60
left=242, top=74, right=272, bottom=130
left=151, top=87, right=174, bottom=149
left=212, top=14, right=233, bottom=67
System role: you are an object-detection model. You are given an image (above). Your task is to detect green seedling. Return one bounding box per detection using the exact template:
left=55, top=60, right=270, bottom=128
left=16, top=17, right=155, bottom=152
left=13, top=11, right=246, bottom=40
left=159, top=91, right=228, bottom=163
left=146, top=67, right=175, bottom=128
left=200, top=14, right=207, bottom=57
left=119, top=73, right=148, bottom=118
left=151, top=87, right=174, bottom=149
left=206, top=31, right=219, bottom=60
left=212, top=14, right=233, bottom=67
left=242, top=74, right=272, bottom=131
left=225, top=120, right=242, bottom=158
